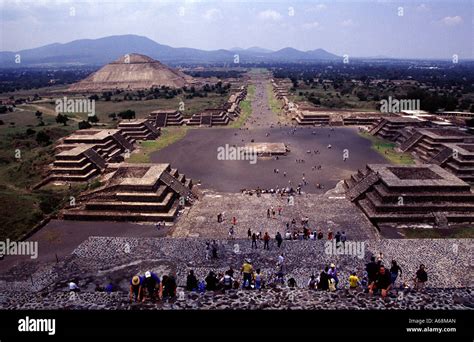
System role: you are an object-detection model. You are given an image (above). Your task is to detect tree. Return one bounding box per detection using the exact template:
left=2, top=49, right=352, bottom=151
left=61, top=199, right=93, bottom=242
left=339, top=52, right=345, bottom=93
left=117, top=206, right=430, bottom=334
left=36, top=131, right=51, bottom=145
left=88, top=115, right=99, bottom=124
left=117, top=110, right=136, bottom=120
left=56, top=113, right=69, bottom=126
left=108, top=113, right=117, bottom=121
left=78, top=120, right=92, bottom=130
left=35, top=110, right=43, bottom=120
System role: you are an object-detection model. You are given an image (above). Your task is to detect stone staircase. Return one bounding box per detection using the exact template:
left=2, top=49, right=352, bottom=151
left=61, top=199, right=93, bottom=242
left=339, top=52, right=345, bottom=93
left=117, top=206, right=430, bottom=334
left=345, top=171, right=380, bottom=202
left=369, top=119, right=386, bottom=135
left=428, top=147, right=453, bottom=166
left=400, top=132, right=423, bottom=152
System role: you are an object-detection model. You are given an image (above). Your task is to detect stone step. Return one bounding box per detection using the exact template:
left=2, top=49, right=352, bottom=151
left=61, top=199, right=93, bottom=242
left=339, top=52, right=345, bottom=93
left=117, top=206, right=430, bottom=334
left=85, top=192, right=175, bottom=211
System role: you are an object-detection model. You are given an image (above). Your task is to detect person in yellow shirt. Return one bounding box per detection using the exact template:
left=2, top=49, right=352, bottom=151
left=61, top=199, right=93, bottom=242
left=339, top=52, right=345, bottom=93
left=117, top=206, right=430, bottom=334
left=241, top=259, right=254, bottom=289
left=349, top=272, right=360, bottom=289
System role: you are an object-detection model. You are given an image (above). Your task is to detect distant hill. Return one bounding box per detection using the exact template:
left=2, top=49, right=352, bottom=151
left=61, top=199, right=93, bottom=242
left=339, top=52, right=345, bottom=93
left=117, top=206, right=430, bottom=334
left=0, top=34, right=339, bottom=67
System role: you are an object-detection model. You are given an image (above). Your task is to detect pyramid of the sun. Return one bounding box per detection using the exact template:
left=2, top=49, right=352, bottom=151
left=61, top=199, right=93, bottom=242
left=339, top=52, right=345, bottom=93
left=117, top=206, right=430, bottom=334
left=69, top=53, right=192, bottom=91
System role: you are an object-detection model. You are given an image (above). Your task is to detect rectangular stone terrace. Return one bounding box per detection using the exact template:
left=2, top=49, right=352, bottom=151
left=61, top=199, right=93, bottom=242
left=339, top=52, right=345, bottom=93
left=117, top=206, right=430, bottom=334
left=345, top=164, right=474, bottom=228
left=243, top=142, right=288, bottom=156
left=62, top=163, right=194, bottom=222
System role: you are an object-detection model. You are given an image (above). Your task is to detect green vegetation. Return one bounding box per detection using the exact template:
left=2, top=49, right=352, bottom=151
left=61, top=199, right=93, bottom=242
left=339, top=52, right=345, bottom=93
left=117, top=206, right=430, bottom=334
left=266, top=83, right=283, bottom=115
left=228, top=85, right=255, bottom=128
left=359, top=132, right=415, bottom=165
left=402, top=226, right=474, bottom=239
left=0, top=109, right=85, bottom=240
left=126, top=127, right=188, bottom=163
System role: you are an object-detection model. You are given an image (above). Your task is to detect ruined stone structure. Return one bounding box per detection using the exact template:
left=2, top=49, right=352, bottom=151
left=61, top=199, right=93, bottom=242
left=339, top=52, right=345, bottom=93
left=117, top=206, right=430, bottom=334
left=149, top=86, right=246, bottom=127
left=398, top=128, right=474, bottom=157
left=431, top=143, right=474, bottom=184
left=369, top=116, right=427, bottom=141
left=56, top=129, right=134, bottom=161
left=68, top=53, right=194, bottom=92
left=62, top=163, right=193, bottom=222
left=187, top=109, right=231, bottom=127
left=344, top=164, right=474, bottom=228
left=117, top=119, right=160, bottom=140
left=149, top=110, right=185, bottom=127
left=45, top=145, right=107, bottom=184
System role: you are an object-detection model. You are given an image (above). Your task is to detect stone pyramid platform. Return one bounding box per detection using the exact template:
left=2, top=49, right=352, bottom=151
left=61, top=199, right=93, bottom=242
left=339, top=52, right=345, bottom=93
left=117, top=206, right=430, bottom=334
left=370, top=117, right=427, bottom=141
left=344, top=164, right=474, bottom=227
left=149, top=110, right=185, bottom=127
left=62, top=163, right=193, bottom=222
left=117, top=119, right=160, bottom=140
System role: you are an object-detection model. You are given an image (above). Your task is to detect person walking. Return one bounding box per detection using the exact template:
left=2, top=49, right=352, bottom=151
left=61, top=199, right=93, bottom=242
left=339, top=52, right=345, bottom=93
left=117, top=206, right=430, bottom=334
left=263, top=232, right=270, bottom=250
left=275, top=232, right=283, bottom=248
left=414, top=264, right=428, bottom=291
left=251, top=233, right=257, bottom=249
left=390, top=260, right=402, bottom=286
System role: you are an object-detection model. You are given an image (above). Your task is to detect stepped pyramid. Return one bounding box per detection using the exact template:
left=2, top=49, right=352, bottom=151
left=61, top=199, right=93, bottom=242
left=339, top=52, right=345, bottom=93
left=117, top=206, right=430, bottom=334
left=69, top=53, right=193, bottom=91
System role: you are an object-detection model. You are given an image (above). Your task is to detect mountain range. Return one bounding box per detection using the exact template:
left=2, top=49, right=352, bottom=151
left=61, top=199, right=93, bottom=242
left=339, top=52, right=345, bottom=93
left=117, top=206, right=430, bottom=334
left=0, top=34, right=339, bottom=67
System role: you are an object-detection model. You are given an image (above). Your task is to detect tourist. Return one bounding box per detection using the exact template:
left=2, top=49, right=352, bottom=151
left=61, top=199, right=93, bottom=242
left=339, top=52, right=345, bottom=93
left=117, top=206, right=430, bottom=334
left=241, top=259, right=254, bottom=289
left=205, top=271, right=218, bottom=291
left=217, top=213, right=222, bottom=223
left=232, top=216, right=237, bottom=225
left=267, top=208, right=271, bottom=218
left=327, top=229, right=333, bottom=240
left=162, top=274, right=177, bottom=299
left=220, top=272, right=234, bottom=291
left=390, top=260, right=403, bottom=285
left=366, top=256, right=378, bottom=285
left=414, top=264, right=428, bottom=291
left=211, top=240, right=218, bottom=259
left=318, top=267, right=330, bottom=291
left=369, top=266, right=392, bottom=298
left=205, top=241, right=211, bottom=260
left=186, top=270, right=198, bottom=292
left=308, top=275, right=317, bottom=290
left=68, top=282, right=80, bottom=292
left=287, top=277, right=297, bottom=288
left=228, top=226, right=234, bottom=240
left=225, top=267, right=234, bottom=278
left=278, top=207, right=282, bottom=215
left=129, top=275, right=143, bottom=302
left=247, top=228, right=252, bottom=239
left=328, top=263, right=339, bottom=288
left=275, top=232, right=283, bottom=248
left=349, top=272, right=360, bottom=290
left=254, top=269, right=263, bottom=290
left=263, top=232, right=270, bottom=250
left=317, top=229, right=323, bottom=240
left=251, top=233, right=257, bottom=248
left=335, top=231, right=341, bottom=245
left=278, top=253, right=284, bottom=266
left=143, top=271, right=160, bottom=302
left=341, top=231, right=347, bottom=245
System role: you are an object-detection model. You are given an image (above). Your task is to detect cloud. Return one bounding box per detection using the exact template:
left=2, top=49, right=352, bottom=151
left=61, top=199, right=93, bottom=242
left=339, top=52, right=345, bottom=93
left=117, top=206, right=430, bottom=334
left=258, top=9, right=282, bottom=21
left=340, top=19, right=355, bottom=27
left=302, top=21, right=320, bottom=30
left=441, top=16, right=463, bottom=26
left=416, top=4, right=429, bottom=12
left=203, top=8, right=222, bottom=21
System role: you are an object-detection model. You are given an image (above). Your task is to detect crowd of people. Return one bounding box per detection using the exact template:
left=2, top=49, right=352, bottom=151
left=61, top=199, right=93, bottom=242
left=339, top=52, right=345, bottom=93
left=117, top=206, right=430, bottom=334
left=119, top=253, right=428, bottom=304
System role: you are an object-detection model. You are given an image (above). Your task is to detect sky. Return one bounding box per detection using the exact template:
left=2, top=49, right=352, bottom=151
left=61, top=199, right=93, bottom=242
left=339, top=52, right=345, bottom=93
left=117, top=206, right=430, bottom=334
left=0, top=0, right=472, bottom=59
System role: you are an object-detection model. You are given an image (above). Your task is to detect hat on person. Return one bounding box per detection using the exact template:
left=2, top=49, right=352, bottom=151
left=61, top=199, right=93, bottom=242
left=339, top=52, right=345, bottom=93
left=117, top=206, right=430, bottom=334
left=145, top=271, right=151, bottom=278
left=68, top=282, right=78, bottom=290
left=330, top=263, right=336, bottom=268
left=132, top=276, right=140, bottom=285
